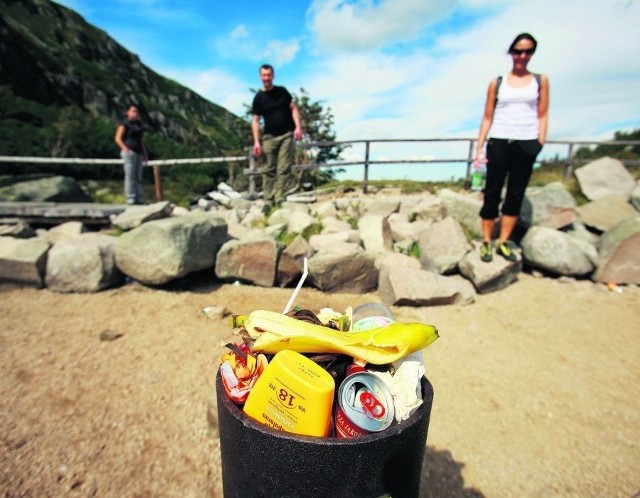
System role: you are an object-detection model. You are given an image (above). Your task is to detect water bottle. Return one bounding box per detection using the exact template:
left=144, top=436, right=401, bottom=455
left=470, top=155, right=487, bottom=192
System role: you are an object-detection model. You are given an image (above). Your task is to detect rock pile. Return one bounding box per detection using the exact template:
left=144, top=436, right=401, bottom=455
left=1, top=157, right=639, bottom=307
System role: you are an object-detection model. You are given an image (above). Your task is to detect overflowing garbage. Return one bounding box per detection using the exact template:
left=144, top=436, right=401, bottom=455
left=218, top=297, right=439, bottom=438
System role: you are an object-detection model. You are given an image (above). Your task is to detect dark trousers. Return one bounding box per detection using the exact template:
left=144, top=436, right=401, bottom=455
left=480, top=138, right=542, bottom=219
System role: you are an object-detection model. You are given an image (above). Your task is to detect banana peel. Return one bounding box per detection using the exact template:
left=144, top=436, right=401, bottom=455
left=241, top=309, right=438, bottom=365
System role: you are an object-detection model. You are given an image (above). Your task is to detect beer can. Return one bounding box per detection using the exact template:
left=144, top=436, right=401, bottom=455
left=335, top=372, right=395, bottom=437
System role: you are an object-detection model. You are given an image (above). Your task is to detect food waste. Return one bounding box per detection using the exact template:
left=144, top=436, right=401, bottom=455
left=218, top=305, right=438, bottom=438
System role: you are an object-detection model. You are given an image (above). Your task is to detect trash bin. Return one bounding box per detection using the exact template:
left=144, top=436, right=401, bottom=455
left=216, top=372, right=434, bottom=498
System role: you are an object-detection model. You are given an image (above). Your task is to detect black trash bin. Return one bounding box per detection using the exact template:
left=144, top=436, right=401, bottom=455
left=216, top=372, right=434, bottom=498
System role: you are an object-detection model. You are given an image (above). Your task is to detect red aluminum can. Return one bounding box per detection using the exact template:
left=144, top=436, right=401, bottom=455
left=334, top=372, right=395, bottom=438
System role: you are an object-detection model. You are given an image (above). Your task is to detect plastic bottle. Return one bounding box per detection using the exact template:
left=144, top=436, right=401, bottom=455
left=351, top=302, right=395, bottom=331
left=470, top=155, right=487, bottom=192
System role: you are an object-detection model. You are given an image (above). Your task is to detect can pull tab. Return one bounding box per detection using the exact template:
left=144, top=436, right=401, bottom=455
left=359, top=390, right=386, bottom=419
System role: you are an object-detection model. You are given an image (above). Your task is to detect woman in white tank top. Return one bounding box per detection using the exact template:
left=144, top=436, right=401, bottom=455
left=475, top=33, right=550, bottom=263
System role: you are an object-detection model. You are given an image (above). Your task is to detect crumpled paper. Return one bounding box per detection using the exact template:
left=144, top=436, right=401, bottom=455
left=371, top=352, right=425, bottom=421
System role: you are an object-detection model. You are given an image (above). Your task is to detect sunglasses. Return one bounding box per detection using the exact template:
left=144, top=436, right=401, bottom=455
left=511, top=48, right=535, bottom=56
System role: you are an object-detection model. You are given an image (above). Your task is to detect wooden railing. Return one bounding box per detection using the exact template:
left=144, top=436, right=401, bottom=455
left=287, top=138, right=640, bottom=193
left=2, top=138, right=638, bottom=198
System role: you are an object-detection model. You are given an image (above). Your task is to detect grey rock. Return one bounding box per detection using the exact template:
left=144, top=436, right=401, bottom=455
left=410, top=193, right=447, bottom=222
left=577, top=195, right=638, bottom=232
left=115, top=212, right=227, bottom=285
left=309, top=230, right=361, bottom=252
left=378, top=264, right=475, bottom=306
left=277, top=235, right=313, bottom=288
left=358, top=214, right=393, bottom=255
left=525, top=182, right=577, bottom=229
left=593, top=216, right=640, bottom=284
left=287, top=211, right=315, bottom=234
left=267, top=208, right=293, bottom=226
left=308, top=246, right=378, bottom=293
left=459, top=241, right=522, bottom=294
left=311, top=200, right=338, bottom=218
left=374, top=251, right=421, bottom=271
left=360, top=197, right=401, bottom=217
left=45, top=233, right=123, bottom=292
left=0, top=175, right=92, bottom=202
left=215, top=235, right=281, bottom=287
left=321, top=216, right=352, bottom=234
left=437, top=188, right=483, bottom=239
left=521, top=226, right=596, bottom=276
left=0, top=220, right=35, bottom=238
left=110, top=201, right=174, bottom=231
left=46, top=221, right=87, bottom=244
left=0, top=236, right=50, bottom=287
left=418, top=216, right=471, bottom=274
left=574, top=156, right=636, bottom=200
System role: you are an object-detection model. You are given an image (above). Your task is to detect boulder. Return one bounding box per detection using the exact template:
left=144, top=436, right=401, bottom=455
left=0, top=175, right=92, bottom=202
left=320, top=216, right=352, bottom=234
left=286, top=210, right=316, bottom=234
left=0, top=236, right=50, bottom=287
left=574, top=157, right=636, bottom=200
left=577, top=196, right=638, bottom=232
left=592, top=216, right=640, bottom=284
left=110, top=201, right=174, bottom=231
left=308, top=245, right=378, bottom=293
left=375, top=251, right=422, bottom=271
left=45, top=233, right=123, bottom=292
left=309, top=230, right=361, bottom=252
left=378, top=264, right=475, bottom=306
left=0, top=220, right=36, bottom=238
left=277, top=235, right=314, bottom=288
left=410, top=193, right=447, bottom=223
left=360, top=197, right=401, bottom=217
left=437, top=188, right=483, bottom=239
left=358, top=214, right=393, bottom=255
left=310, top=200, right=338, bottom=218
left=521, top=226, right=597, bottom=276
left=525, top=182, right=577, bottom=229
left=46, top=221, right=87, bottom=244
left=418, top=216, right=470, bottom=274
left=459, top=241, right=522, bottom=294
left=115, top=212, right=227, bottom=285
left=215, top=235, right=281, bottom=287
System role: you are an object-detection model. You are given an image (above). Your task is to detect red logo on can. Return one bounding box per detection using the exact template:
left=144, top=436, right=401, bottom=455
left=334, top=405, right=370, bottom=438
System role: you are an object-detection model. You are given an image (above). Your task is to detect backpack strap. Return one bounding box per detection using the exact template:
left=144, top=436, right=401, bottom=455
left=494, top=73, right=541, bottom=107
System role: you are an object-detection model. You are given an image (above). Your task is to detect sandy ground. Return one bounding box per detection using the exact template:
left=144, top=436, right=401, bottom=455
left=1, top=272, right=639, bottom=497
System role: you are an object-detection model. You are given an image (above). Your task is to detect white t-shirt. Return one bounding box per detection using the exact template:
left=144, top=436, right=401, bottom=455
left=490, top=75, right=540, bottom=140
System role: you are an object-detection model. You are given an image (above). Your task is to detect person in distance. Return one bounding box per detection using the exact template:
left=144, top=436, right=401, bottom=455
left=475, top=33, right=549, bottom=262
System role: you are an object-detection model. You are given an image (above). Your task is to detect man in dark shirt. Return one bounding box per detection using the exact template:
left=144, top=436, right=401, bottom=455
left=114, top=104, right=148, bottom=205
left=251, top=64, right=302, bottom=207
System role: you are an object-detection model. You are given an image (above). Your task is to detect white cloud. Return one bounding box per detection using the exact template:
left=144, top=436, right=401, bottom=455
left=214, top=25, right=299, bottom=67
left=299, top=0, right=640, bottom=180
left=263, top=39, right=301, bottom=66
left=230, top=24, right=249, bottom=39
left=307, top=0, right=456, bottom=52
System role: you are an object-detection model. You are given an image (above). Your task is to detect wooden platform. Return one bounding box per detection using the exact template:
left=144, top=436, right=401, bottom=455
left=0, top=202, right=128, bottom=225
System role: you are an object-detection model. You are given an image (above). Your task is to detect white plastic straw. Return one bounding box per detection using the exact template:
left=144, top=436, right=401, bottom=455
left=283, top=257, right=308, bottom=314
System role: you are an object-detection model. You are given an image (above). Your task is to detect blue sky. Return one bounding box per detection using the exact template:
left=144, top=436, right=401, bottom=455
left=56, top=0, right=640, bottom=181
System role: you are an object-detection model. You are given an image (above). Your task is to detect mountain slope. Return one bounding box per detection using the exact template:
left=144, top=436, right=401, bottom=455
left=0, top=0, right=250, bottom=164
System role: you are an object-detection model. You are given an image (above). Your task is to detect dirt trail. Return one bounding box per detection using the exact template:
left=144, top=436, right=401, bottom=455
left=0, top=274, right=638, bottom=497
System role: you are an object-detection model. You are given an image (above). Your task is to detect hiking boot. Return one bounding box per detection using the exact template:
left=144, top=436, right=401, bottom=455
left=496, top=241, right=517, bottom=262
left=480, top=242, right=493, bottom=262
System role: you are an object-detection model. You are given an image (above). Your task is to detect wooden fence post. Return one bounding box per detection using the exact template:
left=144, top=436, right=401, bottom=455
left=564, top=143, right=575, bottom=183
left=464, top=139, right=475, bottom=189
left=363, top=141, right=370, bottom=194
left=152, top=164, right=163, bottom=201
